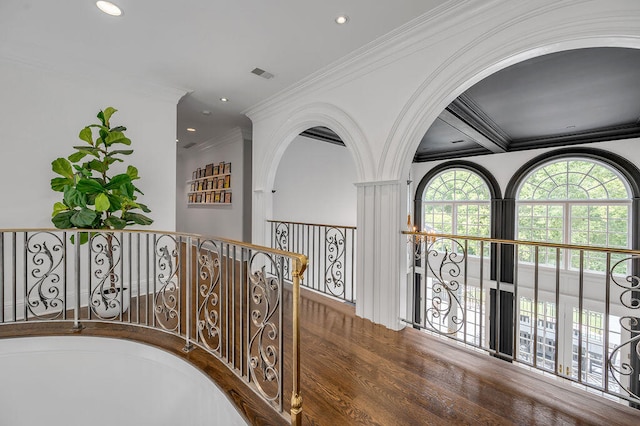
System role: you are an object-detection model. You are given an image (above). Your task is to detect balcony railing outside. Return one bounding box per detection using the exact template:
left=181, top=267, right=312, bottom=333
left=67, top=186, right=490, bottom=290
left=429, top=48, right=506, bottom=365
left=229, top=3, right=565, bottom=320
left=0, top=229, right=307, bottom=425
left=403, top=230, right=640, bottom=407
left=268, top=220, right=356, bottom=303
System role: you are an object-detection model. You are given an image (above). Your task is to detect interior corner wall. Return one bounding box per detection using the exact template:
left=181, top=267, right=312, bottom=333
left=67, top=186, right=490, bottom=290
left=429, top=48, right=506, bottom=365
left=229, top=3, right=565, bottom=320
left=175, top=133, right=247, bottom=241
left=272, top=135, right=357, bottom=226
left=242, top=138, right=253, bottom=242
left=0, top=60, right=179, bottom=231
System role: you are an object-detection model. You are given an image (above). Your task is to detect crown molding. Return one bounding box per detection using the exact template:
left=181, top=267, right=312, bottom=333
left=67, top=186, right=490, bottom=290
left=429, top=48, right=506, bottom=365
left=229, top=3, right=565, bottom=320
left=198, top=127, right=244, bottom=151
left=354, top=179, right=402, bottom=188
left=244, top=0, right=497, bottom=122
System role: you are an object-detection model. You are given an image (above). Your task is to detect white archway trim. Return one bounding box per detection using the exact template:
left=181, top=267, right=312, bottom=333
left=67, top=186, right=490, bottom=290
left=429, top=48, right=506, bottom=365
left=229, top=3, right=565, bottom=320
left=381, top=6, right=640, bottom=181
left=255, top=102, right=375, bottom=193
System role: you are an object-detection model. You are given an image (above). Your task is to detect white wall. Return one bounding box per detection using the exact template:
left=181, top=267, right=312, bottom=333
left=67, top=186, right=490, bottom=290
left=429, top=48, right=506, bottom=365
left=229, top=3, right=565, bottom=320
left=273, top=135, right=357, bottom=226
left=0, top=337, right=247, bottom=426
left=176, top=128, right=250, bottom=241
left=0, top=60, right=182, bottom=231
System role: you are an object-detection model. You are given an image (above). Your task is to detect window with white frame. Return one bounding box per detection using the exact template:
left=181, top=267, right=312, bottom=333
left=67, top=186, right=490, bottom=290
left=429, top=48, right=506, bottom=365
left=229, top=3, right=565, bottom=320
left=515, top=158, right=631, bottom=272
left=423, top=168, right=491, bottom=256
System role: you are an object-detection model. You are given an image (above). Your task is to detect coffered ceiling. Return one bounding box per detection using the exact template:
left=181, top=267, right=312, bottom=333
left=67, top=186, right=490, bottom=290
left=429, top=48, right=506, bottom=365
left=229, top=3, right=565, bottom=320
left=414, top=47, right=640, bottom=162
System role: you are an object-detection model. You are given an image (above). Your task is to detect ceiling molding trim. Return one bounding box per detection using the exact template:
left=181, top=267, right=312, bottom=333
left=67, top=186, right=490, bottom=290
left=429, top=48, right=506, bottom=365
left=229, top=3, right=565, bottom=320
left=439, top=108, right=507, bottom=153
left=509, top=124, right=640, bottom=151
left=353, top=180, right=402, bottom=188
left=244, top=0, right=499, bottom=122
left=413, top=147, right=491, bottom=163
left=198, top=127, right=244, bottom=151
left=448, top=94, right=510, bottom=150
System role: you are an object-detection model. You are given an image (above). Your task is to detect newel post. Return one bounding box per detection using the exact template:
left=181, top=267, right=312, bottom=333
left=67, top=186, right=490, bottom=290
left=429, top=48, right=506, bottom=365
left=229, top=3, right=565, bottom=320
left=291, top=256, right=307, bottom=425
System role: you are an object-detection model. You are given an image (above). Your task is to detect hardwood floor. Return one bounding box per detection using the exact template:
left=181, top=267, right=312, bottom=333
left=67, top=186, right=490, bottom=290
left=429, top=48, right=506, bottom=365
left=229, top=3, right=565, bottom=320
left=290, top=288, right=639, bottom=426
left=1, top=285, right=639, bottom=425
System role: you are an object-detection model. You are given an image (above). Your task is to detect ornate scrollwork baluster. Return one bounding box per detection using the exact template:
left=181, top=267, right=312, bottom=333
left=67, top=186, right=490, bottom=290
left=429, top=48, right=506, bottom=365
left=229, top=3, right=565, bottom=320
left=424, top=237, right=465, bottom=335
left=325, top=227, right=345, bottom=298
left=26, top=232, right=65, bottom=320
left=274, top=222, right=290, bottom=279
left=196, top=240, right=221, bottom=353
left=154, top=235, right=180, bottom=331
left=608, top=256, right=640, bottom=402
left=248, top=252, right=282, bottom=405
left=89, top=232, right=124, bottom=320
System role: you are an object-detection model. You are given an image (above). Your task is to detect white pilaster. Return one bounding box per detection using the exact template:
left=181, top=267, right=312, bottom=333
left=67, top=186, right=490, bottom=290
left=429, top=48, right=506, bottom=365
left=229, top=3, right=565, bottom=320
left=252, top=189, right=272, bottom=246
left=356, top=180, right=407, bottom=330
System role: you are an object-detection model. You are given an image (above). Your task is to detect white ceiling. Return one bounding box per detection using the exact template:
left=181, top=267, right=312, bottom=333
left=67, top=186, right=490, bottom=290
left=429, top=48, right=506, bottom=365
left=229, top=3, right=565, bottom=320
left=0, top=0, right=447, bottom=147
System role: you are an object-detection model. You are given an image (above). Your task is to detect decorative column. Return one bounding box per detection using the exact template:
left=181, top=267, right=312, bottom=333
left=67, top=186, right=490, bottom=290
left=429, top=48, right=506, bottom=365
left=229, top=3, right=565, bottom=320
left=251, top=188, right=272, bottom=247
left=355, top=180, right=407, bottom=330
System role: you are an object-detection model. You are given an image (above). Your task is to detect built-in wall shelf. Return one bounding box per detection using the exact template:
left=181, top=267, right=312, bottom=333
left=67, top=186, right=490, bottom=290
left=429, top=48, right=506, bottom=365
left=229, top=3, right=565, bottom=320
left=187, top=162, right=232, bottom=205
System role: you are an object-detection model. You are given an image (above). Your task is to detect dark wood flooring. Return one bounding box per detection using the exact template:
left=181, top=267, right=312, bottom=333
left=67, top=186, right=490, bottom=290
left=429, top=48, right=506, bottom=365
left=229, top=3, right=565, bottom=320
left=1, top=286, right=639, bottom=425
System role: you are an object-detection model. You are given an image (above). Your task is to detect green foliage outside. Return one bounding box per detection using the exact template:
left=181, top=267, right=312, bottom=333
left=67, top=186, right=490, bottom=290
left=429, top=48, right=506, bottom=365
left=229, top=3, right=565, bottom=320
left=50, top=107, right=152, bottom=240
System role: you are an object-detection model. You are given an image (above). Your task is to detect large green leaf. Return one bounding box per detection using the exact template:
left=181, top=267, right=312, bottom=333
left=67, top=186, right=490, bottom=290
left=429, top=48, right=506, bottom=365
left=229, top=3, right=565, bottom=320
left=105, top=216, right=127, bottom=229
left=68, top=151, right=87, bottom=163
left=52, top=202, right=68, bottom=218
left=87, top=159, right=107, bottom=173
left=70, top=207, right=97, bottom=227
left=94, top=193, right=110, bottom=212
left=78, top=127, right=93, bottom=145
left=51, top=177, right=73, bottom=192
left=52, top=158, right=74, bottom=179
left=73, top=146, right=101, bottom=158
left=104, top=131, right=131, bottom=146
left=105, top=174, right=131, bottom=190
left=122, top=212, right=153, bottom=226
left=64, top=187, right=87, bottom=208
left=126, top=165, right=139, bottom=180
left=102, top=107, right=117, bottom=126
left=108, top=149, right=134, bottom=156
left=107, top=194, right=123, bottom=211
left=137, top=202, right=151, bottom=213
left=121, top=182, right=135, bottom=198
left=52, top=211, right=74, bottom=229
left=70, top=232, right=90, bottom=245
left=76, top=178, right=105, bottom=194
left=110, top=126, right=127, bottom=132
left=132, top=184, right=144, bottom=195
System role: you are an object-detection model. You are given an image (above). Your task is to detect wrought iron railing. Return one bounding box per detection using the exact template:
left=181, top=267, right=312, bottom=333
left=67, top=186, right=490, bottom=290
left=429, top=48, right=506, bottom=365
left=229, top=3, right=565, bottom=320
left=268, top=220, right=355, bottom=303
left=0, top=229, right=307, bottom=425
left=403, top=230, right=640, bottom=407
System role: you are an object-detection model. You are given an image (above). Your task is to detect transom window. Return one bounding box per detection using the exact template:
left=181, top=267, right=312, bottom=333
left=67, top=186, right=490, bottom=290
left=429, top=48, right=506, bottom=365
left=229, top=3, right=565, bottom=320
left=516, top=158, right=631, bottom=271
left=423, top=169, right=491, bottom=255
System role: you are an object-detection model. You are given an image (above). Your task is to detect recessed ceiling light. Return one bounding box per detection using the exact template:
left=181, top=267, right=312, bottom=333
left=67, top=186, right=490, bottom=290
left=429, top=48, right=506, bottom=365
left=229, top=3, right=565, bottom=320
left=335, top=15, right=349, bottom=24
left=201, top=110, right=211, bottom=115
left=186, top=128, right=196, bottom=132
left=96, top=1, right=123, bottom=16
left=220, top=97, right=229, bottom=102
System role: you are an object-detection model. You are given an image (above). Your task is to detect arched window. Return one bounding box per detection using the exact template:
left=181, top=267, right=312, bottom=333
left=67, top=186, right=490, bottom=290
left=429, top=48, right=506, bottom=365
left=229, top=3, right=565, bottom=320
left=516, top=158, right=631, bottom=271
left=423, top=168, right=491, bottom=255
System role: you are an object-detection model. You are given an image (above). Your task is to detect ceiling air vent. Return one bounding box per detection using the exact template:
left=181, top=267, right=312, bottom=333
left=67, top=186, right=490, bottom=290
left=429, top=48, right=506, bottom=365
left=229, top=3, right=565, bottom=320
left=251, top=67, right=274, bottom=79
left=182, top=142, right=196, bottom=149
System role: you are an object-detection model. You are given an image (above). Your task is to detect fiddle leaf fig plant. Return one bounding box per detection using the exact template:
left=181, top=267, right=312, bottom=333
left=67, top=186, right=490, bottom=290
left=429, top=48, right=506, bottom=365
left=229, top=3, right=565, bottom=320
left=50, top=107, right=153, bottom=238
